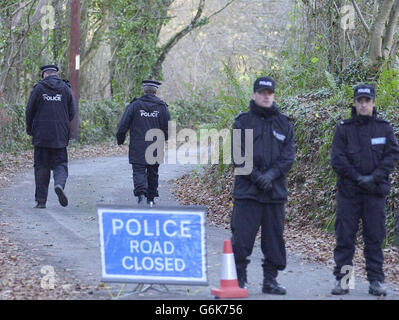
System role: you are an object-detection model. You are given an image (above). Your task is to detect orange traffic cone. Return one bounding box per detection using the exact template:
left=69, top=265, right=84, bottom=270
left=211, top=240, right=248, bottom=299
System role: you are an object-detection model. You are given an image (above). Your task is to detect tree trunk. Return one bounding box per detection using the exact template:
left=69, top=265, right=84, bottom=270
left=369, top=0, right=395, bottom=69
left=382, top=0, right=399, bottom=59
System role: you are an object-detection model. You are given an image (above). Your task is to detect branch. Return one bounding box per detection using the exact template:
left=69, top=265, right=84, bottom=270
left=390, top=39, right=399, bottom=58
left=11, top=0, right=36, bottom=27
left=382, top=0, right=399, bottom=58
left=151, top=0, right=206, bottom=78
left=0, top=0, right=37, bottom=92
left=351, top=0, right=370, bottom=33
left=151, top=0, right=236, bottom=78
left=81, top=19, right=107, bottom=69
left=207, top=0, right=235, bottom=20
left=30, top=0, right=51, bottom=26
left=369, top=0, right=395, bottom=67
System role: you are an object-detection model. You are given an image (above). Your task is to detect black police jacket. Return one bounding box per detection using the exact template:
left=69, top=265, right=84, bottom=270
left=116, top=94, right=171, bottom=164
left=331, top=108, right=399, bottom=197
left=232, top=101, right=296, bottom=203
left=26, top=75, right=76, bottom=149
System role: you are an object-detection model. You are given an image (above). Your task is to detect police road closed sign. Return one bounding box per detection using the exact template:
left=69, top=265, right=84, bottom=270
left=98, top=205, right=207, bottom=285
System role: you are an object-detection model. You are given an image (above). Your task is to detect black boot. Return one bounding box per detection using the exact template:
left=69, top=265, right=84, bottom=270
left=137, top=194, right=146, bottom=205
left=369, top=281, right=387, bottom=297
left=262, top=278, right=286, bottom=295
left=34, top=202, right=46, bottom=209
left=331, top=280, right=349, bottom=295
left=236, top=268, right=247, bottom=289
left=147, top=198, right=155, bottom=207
left=55, top=185, right=68, bottom=207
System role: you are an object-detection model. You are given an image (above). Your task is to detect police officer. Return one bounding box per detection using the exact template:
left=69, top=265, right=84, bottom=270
left=231, top=77, right=296, bottom=294
left=26, top=64, right=76, bottom=208
left=331, top=84, right=399, bottom=296
left=116, top=80, right=171, bottom=206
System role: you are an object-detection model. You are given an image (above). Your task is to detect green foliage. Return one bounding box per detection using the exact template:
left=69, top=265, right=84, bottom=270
left=210, top=64, right=252, bottom=130
left=325, top=71, right=338, bottom=93
left=108, top=0, right=173, bottom=102
left=0, top=0, right=174, bottom=105
left=168, top=98, right=215, bottom=130
left=169, top=64, right=252, bottom=131
left=267, top=42, right=330, bottom=97
left=0, top=103, right=32, bottom=152
left=376, top=65, right=399, bottom=109
left=78, top=100, right=123, bottom=144
left=0, top=1, right=71, bottom=103
left=322, top=72, right=353, bottom=110
left=340, top=56, right=370, bottom=85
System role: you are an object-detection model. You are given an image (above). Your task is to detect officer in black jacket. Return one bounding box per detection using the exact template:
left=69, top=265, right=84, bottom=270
left=231, top=77, right=296, bottom=294
left=26, top=65, right=76, bottom=208
left=116, top=80, right=171, bottom=206
left=331, top=84, right=399, bottom=296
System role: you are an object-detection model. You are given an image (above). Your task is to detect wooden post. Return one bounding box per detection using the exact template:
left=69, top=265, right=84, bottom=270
left=69, top=0, right=80, bottom=140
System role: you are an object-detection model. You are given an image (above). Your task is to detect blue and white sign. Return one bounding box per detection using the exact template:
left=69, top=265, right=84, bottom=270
left=98, top=205, right=208, bottom=285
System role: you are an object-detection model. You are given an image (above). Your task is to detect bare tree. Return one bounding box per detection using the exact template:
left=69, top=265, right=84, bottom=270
left=369, top=0, right=396, bottom=69
left=151, top=0, right=235, bottom=78
left=0, top=0, right=51, bottom=98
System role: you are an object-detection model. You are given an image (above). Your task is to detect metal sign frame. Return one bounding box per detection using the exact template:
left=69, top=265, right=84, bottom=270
left=97, top=205, right=208, bottom=286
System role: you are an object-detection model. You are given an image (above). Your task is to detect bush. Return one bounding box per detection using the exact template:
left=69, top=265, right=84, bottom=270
left=79, top=100, right=123, bottom=144
left=169, top=99, right=215, bottom=130
left=0, top=103, right=32, bottom=152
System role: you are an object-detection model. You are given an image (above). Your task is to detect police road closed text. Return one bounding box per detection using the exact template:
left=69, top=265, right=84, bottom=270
left=98, top=206, right=207, bottom=285
left=112, top=218, right=191, bottom=272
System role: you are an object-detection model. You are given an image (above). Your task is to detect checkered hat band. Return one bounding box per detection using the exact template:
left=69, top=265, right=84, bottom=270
left=143, top=83, right=159, bottom=88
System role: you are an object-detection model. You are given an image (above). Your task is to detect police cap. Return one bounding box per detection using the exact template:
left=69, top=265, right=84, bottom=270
left=40, top=64, right=59, bottom=78
left=354, top=84, right=375, bottom=100
left=254, top=76, right=275, bottom=93
left=142, top=80, right=162, bottom=90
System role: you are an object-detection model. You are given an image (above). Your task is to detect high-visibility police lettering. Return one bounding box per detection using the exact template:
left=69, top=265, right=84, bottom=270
left=42, top=93, right=62, bottom=102
left=126, top=219, right=141, bottom=236
left=129, top=240, right=174, bottom=255
left=111, top=218, right=192, bottom=238
left=121, top=256, right=186, bottom=272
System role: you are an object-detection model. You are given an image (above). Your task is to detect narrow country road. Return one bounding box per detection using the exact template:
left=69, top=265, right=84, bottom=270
left=0, top=153, right=398, bottom=300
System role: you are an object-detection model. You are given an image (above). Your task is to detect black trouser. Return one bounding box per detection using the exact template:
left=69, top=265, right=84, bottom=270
left=34, top=147, right=68, bottom=203
left=132, top=163, right=159, bottom=200
left=231, top=199, right=286, bottom=280
left=333, top=191, right=386, bottom=282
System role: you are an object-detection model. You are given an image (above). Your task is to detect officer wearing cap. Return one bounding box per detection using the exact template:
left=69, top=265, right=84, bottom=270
left=331, top=84, right=399, bottom=296
left=116, top=80, right=171, bottom=206
left=26, top=65, right=76, bottom=208
left=231, top=76, right=296, bottom=294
